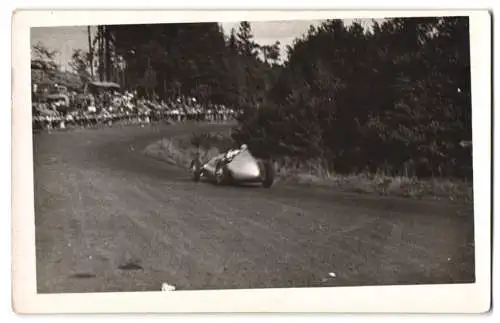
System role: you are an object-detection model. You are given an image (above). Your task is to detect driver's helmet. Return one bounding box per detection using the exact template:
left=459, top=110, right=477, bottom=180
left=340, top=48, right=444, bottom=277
left=240, top=144, right=248, bottom=151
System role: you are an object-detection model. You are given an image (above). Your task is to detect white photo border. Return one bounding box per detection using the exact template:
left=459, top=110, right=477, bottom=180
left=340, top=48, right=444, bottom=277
left=11, top=9, right=492, bottom=314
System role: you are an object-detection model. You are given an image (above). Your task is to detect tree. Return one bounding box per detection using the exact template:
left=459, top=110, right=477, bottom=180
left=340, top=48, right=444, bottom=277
left=31, top=42, right=84, bottom=93
left=236, top=21, right=260, bottom=57
left=268, top=41, right=281, bottom=64
left=31, top=42, right=60, bottom=95
left=106, top=22, right=233, bottom=102
left=94, top=25, right=114, bottom=82
left=235, top=17, right=472, bottom=179
left=260, top=41, right=281, bottom=65
left=31, top=42, right=59, bottom=73
left=87, top=26, right=94, bottom=79
left=228, top=28, right=238, bottom=52
left=69, top=49, right=91, bottom=83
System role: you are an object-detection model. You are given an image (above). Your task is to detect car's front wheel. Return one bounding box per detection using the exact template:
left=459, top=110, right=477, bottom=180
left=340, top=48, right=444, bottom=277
left=215, top=163, right=229, bottom=185
left=190, top=159, right=202, bottom=182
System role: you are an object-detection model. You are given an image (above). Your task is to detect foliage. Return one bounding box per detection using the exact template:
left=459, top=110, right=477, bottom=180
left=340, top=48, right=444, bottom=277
left=31, top=42, right=59, bottom=73
left=31, top=42, right=82, bottom=91
left=32, top=17, right=473, bottom=180
left=100, top=22, right=281, bottom=107
left=69, top=49, right=92, bottom=83
left=145, top=131, right=473, bottom=202
left=233, top=17, right=473, bottom=179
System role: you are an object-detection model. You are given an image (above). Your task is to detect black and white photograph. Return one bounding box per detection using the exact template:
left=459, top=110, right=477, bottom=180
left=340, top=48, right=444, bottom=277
left=11, top=10, right=491, bottom=313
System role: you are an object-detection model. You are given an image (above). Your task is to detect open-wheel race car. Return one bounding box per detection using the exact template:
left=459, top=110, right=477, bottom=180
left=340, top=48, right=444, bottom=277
left=190, top=145, right=275, bottom=188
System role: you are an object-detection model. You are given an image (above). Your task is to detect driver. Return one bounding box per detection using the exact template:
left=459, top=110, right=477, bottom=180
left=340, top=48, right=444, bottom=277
left=224, top=144, right=248, bottom=160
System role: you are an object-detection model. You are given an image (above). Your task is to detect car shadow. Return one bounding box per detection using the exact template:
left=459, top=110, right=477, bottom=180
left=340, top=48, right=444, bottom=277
left=182, top=176, right=268, bottom=189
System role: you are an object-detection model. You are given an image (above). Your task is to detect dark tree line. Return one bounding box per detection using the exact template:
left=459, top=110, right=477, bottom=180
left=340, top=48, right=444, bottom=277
left=65, top=17, right=471, bottom=179
left=232, top=17, right=472, bottom=179
left=88, top=21, right=281, bottom=109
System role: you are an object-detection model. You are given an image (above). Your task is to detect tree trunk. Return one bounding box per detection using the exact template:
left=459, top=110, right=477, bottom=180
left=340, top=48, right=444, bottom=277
left=87, top=26, right=94, bottom=79
left=98, top=26, right=104, bottom=81
left=104, top=26, right=112, bottom=82
left=163, top=79, right=167, bottom=101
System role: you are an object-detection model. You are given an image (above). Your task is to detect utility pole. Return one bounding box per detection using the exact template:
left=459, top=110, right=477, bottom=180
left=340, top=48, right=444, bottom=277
left=87, top=26, right=94, bottom=80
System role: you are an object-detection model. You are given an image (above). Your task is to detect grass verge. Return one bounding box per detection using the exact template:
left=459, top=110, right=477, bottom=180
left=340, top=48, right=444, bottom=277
left=143, top=130, right=234, bottom=169
left=143, top=131, right=473, bottom=202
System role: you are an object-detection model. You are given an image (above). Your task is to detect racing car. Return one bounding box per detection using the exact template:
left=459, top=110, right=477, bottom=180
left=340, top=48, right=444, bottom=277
left=190, top=144, right=275, bottom=188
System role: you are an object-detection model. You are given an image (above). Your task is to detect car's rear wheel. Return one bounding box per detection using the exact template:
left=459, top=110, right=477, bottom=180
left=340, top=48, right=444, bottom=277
left=190, top=159, right=201, bottom=182
left=261, top=160, right=275, bottom=188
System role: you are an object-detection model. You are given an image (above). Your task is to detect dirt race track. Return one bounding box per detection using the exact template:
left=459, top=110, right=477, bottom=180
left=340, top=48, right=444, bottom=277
left=33, top=122, right=475, bottom=293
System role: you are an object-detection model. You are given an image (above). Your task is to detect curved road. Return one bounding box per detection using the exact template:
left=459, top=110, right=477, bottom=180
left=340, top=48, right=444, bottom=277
left=33, top=123, right=475, bottom=293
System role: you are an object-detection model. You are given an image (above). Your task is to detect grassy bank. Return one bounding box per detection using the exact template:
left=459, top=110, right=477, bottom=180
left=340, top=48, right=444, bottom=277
left=143, top=130, right=234, bottom=169
left=143, top=131, right=473, bottom=202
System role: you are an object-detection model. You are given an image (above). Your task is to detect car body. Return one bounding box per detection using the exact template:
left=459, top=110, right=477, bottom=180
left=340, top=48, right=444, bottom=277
left=190, top=148, right=275, bottom=187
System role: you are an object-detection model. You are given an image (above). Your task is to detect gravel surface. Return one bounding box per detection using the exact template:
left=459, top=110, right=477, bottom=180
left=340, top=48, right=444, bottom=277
left=33, top=123, right=475, bottom=293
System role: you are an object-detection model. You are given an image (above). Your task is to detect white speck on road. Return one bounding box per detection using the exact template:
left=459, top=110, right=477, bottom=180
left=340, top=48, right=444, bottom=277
left=161, top=282, right=176, bottom=291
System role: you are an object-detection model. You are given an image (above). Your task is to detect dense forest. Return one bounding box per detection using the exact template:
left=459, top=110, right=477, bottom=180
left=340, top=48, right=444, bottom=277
left=35, top=17, right=473, bottom=179
left=232, top=18, right=472, bottom=179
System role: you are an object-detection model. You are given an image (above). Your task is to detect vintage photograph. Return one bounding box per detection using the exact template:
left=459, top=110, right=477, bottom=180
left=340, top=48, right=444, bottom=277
left=13, top=9, right=492, bottom=313
left=29, top=14, right=477, bottom=295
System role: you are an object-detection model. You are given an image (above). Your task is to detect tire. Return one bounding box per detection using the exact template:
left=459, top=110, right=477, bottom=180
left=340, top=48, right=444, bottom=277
left=261, top=160, right=275, bottom=188
left=215, top=162, right=229, bottom=185
left=190, top=159, right=201, bottom=182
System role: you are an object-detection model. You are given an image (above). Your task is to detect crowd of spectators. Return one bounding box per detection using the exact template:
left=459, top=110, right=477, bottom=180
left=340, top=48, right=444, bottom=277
left=32, top=87, right=237, bottom=131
